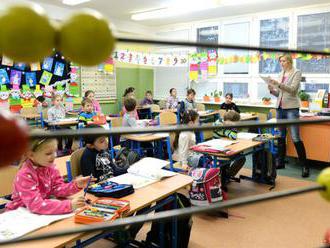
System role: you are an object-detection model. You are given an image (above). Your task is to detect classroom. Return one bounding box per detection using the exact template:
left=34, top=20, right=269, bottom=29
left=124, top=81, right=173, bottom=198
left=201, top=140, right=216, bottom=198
left=0, top=0, right=330, bottom=247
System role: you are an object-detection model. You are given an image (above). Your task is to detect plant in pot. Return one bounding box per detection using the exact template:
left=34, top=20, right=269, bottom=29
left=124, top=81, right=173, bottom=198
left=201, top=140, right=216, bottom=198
left=213, top=90, right=222, bottom=102
left=262, top=97, right=271, bottom=105
left=203, top=93, right=210, bottom=102
left=298, top=90, right=310, bottom=108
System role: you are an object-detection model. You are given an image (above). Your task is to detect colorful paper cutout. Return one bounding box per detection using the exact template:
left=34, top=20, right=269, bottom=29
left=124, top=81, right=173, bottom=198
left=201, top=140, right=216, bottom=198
left=0, top=69, right=9, bottom=85
left=39, top=71, right=53, bottom=85
left=10, top=70, right=22, bottom=86
left=54, top=62, right=65, bottom=76
left=42, top=57, right=54, bottom=72
left=25, top=72, right=37, bottom=87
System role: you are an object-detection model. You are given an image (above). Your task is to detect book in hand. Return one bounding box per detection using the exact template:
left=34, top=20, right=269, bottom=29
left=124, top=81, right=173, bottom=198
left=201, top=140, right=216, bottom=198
left=109, top=157, right=177, bottom=189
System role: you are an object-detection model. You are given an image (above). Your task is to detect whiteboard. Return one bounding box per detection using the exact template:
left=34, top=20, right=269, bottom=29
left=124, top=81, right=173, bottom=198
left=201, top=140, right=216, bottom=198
left=80, top=66, right=116, bottom=100
left=154, top=67, right=189, bottom=100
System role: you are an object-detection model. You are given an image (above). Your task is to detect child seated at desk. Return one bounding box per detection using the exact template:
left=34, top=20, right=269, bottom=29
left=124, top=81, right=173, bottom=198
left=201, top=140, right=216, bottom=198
left=122, top=87, right=139, bottom=120
left=80, top=125, right=116, bottom=182
left=140, top=90, right=154, bottom=106
left=78, top=98, right=97, bottom=126
left=213, top=110, right=246, bottom=178
left=6, top=137, right=92, bottom=215
left=47, top=94, right=72, bottom=153
left=220, top=93, right=240, bottom=113
left=47, top=94, right=65, bottom=121
left=84, top=90, right=102, bottom=114
left=166, top=88, right=179, bottom=110
left=122, top=97, right=153, bottom=156
left=173, top=110, right=199, bottom=170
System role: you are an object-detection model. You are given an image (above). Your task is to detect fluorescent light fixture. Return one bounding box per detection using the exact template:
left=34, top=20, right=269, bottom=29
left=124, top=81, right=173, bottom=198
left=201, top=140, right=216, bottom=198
left=62, top=0, right=91, bottom=6
left=131, top=0, right=219, bottom=21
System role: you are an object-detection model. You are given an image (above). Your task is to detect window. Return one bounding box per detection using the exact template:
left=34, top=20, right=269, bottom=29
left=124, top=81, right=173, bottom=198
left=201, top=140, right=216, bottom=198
left=257, top=82, right=276, bottom=100
left=304, top=83, right=329, bottom=93
left=223, top=82, right=248, bottom=98
left=223, top=22, right=250, bottom=74
left=196, top=26, right=219, bottom=51
left=297, top=12, right=330, bottom=74
left=259, top=17, right=289, bottom=74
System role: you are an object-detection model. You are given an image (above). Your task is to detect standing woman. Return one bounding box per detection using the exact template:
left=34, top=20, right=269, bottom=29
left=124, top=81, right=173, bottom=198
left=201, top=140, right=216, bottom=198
left=268, top=54, right=309, bottom=177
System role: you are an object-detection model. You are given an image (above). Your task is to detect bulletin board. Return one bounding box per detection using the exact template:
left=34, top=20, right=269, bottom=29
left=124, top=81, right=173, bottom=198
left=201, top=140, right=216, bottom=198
left=80, top=66, right=116, bottom=101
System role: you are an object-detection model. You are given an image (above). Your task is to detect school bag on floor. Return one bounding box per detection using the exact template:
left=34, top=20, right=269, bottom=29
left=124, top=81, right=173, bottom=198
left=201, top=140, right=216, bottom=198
left=252, top=149, right=276, bottom=187
left=189, top=167, right=223, bottom=206
left=145, top=193, right=193, bottom=248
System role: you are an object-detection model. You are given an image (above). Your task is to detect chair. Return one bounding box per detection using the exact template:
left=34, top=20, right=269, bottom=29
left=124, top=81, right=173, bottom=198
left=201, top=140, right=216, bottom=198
left=109, top=117, right=123, bottom=158
left=0, top=165, right=19, bottom=208
left=150, top=104, right=160, bottom=112
left=159, top=112, right=177, bottom=125
left=159, top=112, right=177, bottom=149
left=21, top=107, right=40, bottom=127
left=158, top=100, right=167, bottom=109
left=67, top=148, right=85, bottom=182
left=196, top=103, right=205, bottom=111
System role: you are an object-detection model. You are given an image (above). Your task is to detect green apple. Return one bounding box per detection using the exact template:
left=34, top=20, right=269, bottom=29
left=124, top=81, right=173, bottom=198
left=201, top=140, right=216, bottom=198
left=317, top=167, right=330, bottom=201
left=0, top=5, right=56, bottom=62
left=58, top=10, right=116, bottom=66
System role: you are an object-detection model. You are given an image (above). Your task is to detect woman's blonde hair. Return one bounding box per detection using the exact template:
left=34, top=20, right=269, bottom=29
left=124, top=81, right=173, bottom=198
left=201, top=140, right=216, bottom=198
left=279, top=54, right=293, bottom=65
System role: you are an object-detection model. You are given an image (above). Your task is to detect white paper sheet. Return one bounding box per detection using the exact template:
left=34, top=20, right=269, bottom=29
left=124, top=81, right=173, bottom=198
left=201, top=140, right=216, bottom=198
left=199, top=139, right=236, bottom=150
left=237, top=132, right=259, bottom=140
left=0, top=208, right=73, bottom=241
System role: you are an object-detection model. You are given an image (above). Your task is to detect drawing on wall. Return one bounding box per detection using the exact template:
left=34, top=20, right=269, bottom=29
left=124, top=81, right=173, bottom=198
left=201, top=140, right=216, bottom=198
left=259, top=17, right=289, bottom=74
left=296, top=12, right=330, bottom=74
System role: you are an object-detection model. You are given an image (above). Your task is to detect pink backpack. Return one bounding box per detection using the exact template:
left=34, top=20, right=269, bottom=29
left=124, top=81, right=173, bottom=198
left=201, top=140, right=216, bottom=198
left=189, top=168, right=223, bottom=206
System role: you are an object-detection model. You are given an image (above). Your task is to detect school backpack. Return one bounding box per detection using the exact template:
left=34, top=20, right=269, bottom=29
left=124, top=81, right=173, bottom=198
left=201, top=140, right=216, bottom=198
left=189, top=167, right=223, bottom=206
left=187, top=153, right=213, bottom=169
left=252, top=149, right=276, bottom=188
left=112, top=147, right=140, bottom=176
left=145, top=193, right=193, bottom=248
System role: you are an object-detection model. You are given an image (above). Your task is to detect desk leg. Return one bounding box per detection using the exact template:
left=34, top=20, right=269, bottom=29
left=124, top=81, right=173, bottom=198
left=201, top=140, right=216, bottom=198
left=171, top=193, right=178, bottom=248
left=166, top=136, right=174, bottom=171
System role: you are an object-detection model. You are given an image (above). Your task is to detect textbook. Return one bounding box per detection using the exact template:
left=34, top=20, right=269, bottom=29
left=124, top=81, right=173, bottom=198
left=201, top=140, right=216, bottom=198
left=109, top=157, right=177, bottom=189
left=0, top=207, right=73, bottom=241
left=191, top=139, right=236, bottom=153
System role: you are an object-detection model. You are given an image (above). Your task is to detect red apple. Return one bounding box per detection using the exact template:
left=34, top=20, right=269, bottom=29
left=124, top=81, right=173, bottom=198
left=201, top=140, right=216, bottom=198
left=0, top=111, right=29, bottom=167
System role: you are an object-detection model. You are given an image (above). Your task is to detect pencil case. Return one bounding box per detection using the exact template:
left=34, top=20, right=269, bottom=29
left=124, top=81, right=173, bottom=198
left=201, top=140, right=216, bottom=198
left=87, top=180, right=134, bottom=198
left=74, top=206, right=118, bottom=224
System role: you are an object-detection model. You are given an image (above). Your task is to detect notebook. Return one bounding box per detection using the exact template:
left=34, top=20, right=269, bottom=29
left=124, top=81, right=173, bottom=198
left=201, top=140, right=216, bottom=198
left=0, top=207, right=73, bottom=241
left=191, top=139, right=236, bottom=153
left=237, top=132, right=260, bottom=140
left=109, top=157, right=176, bottom=189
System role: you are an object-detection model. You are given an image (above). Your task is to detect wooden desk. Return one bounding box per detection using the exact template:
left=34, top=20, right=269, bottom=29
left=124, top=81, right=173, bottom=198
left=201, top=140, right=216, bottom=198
left=286, top=117, right=330, bottom=162
left=44, top=118, right=78, bottom=127
left=240, top=113, right=258, bottom=121
left=152, top=109, right=177, bottom=114
left=198, top=110, right=219, bottom=118
left=20, top=113, right=40, bottom=120
left=123, top=133, right=169, bottom=142
left=4, top=174, right=192, bottom=248
left=193, top=139, right=263, bottom=159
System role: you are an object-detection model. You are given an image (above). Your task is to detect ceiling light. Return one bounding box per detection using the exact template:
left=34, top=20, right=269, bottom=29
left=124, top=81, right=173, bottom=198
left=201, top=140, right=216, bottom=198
left=62, top=0, right=91, bottom=6
left=131, top=0, right=219, bottom=21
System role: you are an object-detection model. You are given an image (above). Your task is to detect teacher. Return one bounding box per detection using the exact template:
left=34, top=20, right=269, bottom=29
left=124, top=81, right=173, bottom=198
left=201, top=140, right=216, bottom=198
left=268, top=54, right=309, bottom=178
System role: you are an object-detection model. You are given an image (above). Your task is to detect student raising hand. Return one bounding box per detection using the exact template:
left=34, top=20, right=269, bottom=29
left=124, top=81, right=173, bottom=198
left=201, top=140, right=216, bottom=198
left=74, top=176, right=97, bottom=189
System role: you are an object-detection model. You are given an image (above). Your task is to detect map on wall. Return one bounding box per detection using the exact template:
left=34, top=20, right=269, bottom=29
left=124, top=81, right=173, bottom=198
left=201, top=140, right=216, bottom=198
left=259, top=17, right=289, bottom=74
left=297, top=12, right=330, bottom=74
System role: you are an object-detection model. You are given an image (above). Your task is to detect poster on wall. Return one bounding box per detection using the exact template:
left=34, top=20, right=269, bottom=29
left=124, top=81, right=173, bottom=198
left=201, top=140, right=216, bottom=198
left=25, top=72, right=37, bottom=87
left=39, top=70, right=53, bottom=85
left=1, top=56, right=13, bottom=66
left=30, top=62, right=41, bottom=71
left=10, top=70, right=22, bottom=86
left=14, top=63, right=26, bottom=71
left=42, top=57, right=54, bottom=72
left=54, top=62, right=65, bottom=76
left=0, top=69, right=9, bottom=85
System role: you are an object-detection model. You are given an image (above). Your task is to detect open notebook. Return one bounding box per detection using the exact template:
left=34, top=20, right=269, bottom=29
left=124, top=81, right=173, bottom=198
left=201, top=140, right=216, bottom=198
left=191, top=139, right=236, bottom=153
left=0, top=207, right=73, bottom=241
left=109, top=157, right=176, bottom=189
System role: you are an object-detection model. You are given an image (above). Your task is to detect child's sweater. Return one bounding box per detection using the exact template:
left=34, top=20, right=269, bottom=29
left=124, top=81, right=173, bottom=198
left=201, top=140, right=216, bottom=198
left=6, top=159, right=81, bottom=215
